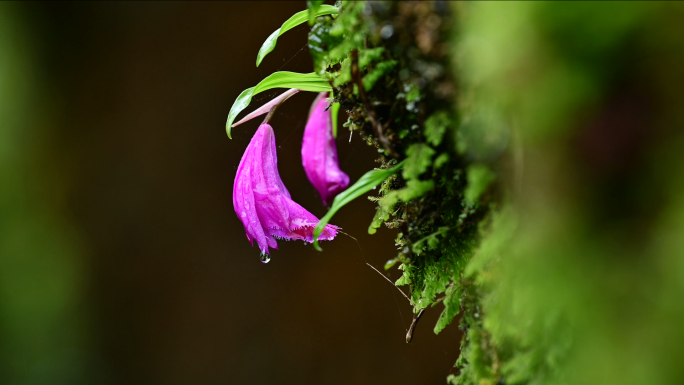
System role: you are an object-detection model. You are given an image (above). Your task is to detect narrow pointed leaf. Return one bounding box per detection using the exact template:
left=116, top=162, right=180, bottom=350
left=256, top=5, right=339, bottom=67
left=226, top=72, right=331, bottom=138
left=226, top=87, right=255, bottom=139
left=253, top=72, right=330, bottom=94
left=313, top=161, right=405, bottom=251
left=307, top=1, right=324, bottom=26
left=331, top=102, right=340, bottom=138
left=256, top=29, right=281, bottom=67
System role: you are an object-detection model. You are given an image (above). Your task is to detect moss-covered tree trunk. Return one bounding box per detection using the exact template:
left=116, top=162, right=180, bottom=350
left=311, top=2, right=684, bottom=384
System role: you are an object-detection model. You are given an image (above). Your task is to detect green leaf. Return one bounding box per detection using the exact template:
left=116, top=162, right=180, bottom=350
left=256, top=5, right=339, bottom=67
left=359, top=47, right=385, bottom=68
left=368, top=191, right=399, bottom=234
left=331, top=102, right=340, bottom=138
left=424, top=111, right=450, bottom=147
left=406, top=86, right=421, bottom=103
left=464, top=163, right=496, bottom=204
left=434, top=284, right=462, bottom=334
left=434, top=153, right=450, bottom=169
left=384, top=258, right=398, bottom=270
left=418, top=260, right=452, bottom=306
left=313, top=161, right=405, bottom=251
left=395, top=271, right=412, bottom=286
left=412, top=226, right=452, bottom=255
left=332, top=57, right=352, bottom=87
left=403, top=143, right=436, bottom=180
left=306, top=1, right=324, bottom=26
left=362, top=60, right=397, bottom=91
left=226, top=72, right=331, bottom=138
left=328, top=39, right=356, bottom=64
left=396, top=179, right=434, bottom=201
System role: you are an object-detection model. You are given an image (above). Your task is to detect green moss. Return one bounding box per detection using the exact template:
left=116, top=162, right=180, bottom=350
left=309, top=0, right=495, bottom=380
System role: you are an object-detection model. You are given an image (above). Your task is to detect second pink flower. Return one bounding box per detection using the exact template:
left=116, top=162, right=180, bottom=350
left=301, top=93, right=350, bottom=206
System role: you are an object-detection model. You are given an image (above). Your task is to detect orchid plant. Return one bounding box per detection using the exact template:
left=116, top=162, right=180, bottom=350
left=230, top=88, right=342, bottom=262
left=225, top=1, right=481, bottom=352
left=226, top=3, right=403, bottom=261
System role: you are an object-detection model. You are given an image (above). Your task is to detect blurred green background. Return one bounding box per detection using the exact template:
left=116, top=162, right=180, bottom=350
left=458, top=2, right=684, bottom=385
left=0, top=2, right=462, bottom=384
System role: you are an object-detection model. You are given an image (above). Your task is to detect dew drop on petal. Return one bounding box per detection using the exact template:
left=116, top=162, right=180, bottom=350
left=260, top=253, right=271, bottom=264
left=241, top=211, right=246, bottom=218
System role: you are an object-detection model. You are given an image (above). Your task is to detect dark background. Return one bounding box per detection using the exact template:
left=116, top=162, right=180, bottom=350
left=2, top=2, right=461, bottom=384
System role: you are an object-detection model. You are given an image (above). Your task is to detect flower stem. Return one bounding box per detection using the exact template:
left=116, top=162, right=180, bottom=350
left=262, top=89, right=300, bottom=125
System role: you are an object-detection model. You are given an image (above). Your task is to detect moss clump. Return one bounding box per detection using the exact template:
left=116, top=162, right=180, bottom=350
left=309, top=0, right=495, bottom=351
left=311, top=2, right=684, bottom=385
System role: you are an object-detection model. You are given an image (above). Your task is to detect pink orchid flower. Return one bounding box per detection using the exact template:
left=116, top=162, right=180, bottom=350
left=233, top=122, right=338, bottom=261
left=302, top=92, right=350, bottom=205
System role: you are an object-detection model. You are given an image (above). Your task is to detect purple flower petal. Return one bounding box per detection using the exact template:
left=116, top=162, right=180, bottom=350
left=234, top=123, right=338, bottom=256
left=302, top=92, right=350, bottom=205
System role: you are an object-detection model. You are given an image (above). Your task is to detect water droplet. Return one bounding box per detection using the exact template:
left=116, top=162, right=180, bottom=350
left=260, top=253, right=271, bottom=264
left=241, top=211, right=246, bottom=217
left=419, top=299, right=422, bottom=304
left=245, top=202, right=250, bottom=209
